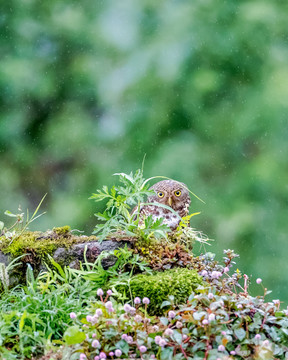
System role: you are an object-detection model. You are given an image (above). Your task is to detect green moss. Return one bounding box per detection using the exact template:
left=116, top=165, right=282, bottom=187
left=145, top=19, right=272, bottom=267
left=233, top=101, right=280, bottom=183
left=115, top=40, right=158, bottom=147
left=52, top=226, right=71, bottom=235
left=129, top=268, right=203, bottom=315
left=0, top=228, right=97, bottom=259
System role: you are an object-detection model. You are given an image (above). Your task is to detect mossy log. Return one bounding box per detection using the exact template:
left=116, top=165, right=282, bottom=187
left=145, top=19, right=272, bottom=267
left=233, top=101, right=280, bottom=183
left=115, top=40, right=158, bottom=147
left=0, top=226, right=131, bottom=286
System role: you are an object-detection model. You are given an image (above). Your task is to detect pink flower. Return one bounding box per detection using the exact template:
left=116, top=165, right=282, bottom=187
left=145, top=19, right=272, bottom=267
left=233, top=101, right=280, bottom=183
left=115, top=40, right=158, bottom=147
left=255, top=334, right=261, bottom=340
left=221, top=331, right=226, bottom=336
left=107, top=289, right=113, bottom=296
left=263, top=340, right=269, bottom=346
left=159, top=338, right=167, bottom=347
left=224, top=267, right=229, bottom=273
left=208, top=313, right=215, bottom=322
left=92, top=340, right=100, bottom=348
left=164, top=328, right=173, bottom=336
left=99, top=352, right=106, bottom=359
left=211, top=271, right=222, bottom=279
left=97, top=288, right=104, bottom=296
left=256, top=278, right=262, bottom=284
left=208, top=293, right=214, bottom=299
left=230, top=351, right=236, bottom=355
left=80, top=354, right=86, bottom=360
left=183, top=334, right=188, bottom=340
left=134, top=297, right=141, bottom=304
left=129, top=306, right=136, bottom=315
left=176, top=321, right=183, bottom=328
left=168, top=310, right=176, bottom=319
left=273, top=299, right=280, bottom=305
left=86, top=315, right=93, bottom=323
left=139, top=345, right=147, bottom=353
left=201, top=270, right=208, bottom=276
left=115, top=349, right=122, bottom=357
left=123, top=303, right=131, bottom=313
left=92, top=333, right=96, bottom=338
left=95, top=309, right=103, bottom=317
left=109, top=352, right=114, bottom=357
left=105, top=301, right=113, bottom=309
left=94, top=356, right=99, bottom=360
left=70, top=312, right=77, bottom=319
left=134, top=315, right=142, bottom=323
left=237, top=304, right=243, bottom=309
left=127, top=336, right=133, bottom=344
left=143, top=297, right=150, bottom=305
left=155, top=336, right=162, bottom=345
left=202, top=319, right=209, bottom=325
left=121, top=334, right=128, bottom=341
left=218, top=345, right=225, bottom=352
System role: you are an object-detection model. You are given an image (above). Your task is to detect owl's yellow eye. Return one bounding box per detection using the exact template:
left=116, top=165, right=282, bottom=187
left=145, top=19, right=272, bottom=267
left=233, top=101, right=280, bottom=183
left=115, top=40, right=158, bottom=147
left=175, top=190, right=181, bottom=197
left=157, top=191, right=164, bottom=198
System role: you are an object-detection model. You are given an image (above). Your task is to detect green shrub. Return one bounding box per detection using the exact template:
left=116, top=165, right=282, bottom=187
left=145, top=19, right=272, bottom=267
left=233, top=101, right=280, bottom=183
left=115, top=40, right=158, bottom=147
left=129, top=268, right=203, bottom=314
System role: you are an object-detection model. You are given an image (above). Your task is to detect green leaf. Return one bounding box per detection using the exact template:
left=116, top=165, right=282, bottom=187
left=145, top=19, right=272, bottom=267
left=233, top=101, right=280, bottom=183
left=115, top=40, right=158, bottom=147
left=19, top=310, right=27, bottom=331
left=161, top=300, right=171, bottom=308
left=234, top=327, right=246, bottom=341
left=63, top=326, right=86, bottom=345
left=114, top=339, right=129, bottom=355
left=160, top=317, right=169, bottom=326
left=0, top=221, right=4, bottom=230
left=4, top=210, right=17, bottom=218
left=160, top=347, right=173, bottom=360
left=173, top=330, right=183, bottom=345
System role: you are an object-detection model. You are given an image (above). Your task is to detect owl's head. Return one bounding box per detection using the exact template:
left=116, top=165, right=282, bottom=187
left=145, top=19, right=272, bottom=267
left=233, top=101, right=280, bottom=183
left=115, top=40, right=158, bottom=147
left=148, top=180, right=190, bottom=210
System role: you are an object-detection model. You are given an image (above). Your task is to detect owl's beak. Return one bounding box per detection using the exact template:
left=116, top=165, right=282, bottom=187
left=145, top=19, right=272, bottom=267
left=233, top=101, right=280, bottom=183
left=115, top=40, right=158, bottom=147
left=168, top=197, right=173, bottom=207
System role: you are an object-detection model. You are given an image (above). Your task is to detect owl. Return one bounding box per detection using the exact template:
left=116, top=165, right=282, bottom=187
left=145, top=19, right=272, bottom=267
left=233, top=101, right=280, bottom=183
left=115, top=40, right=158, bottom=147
left=138, top=180, right=191, bottom=230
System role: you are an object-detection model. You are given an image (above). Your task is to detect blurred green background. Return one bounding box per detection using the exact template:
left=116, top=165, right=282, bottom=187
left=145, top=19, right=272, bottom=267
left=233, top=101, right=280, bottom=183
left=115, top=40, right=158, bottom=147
left=1, top=0, right=288, bottom=302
